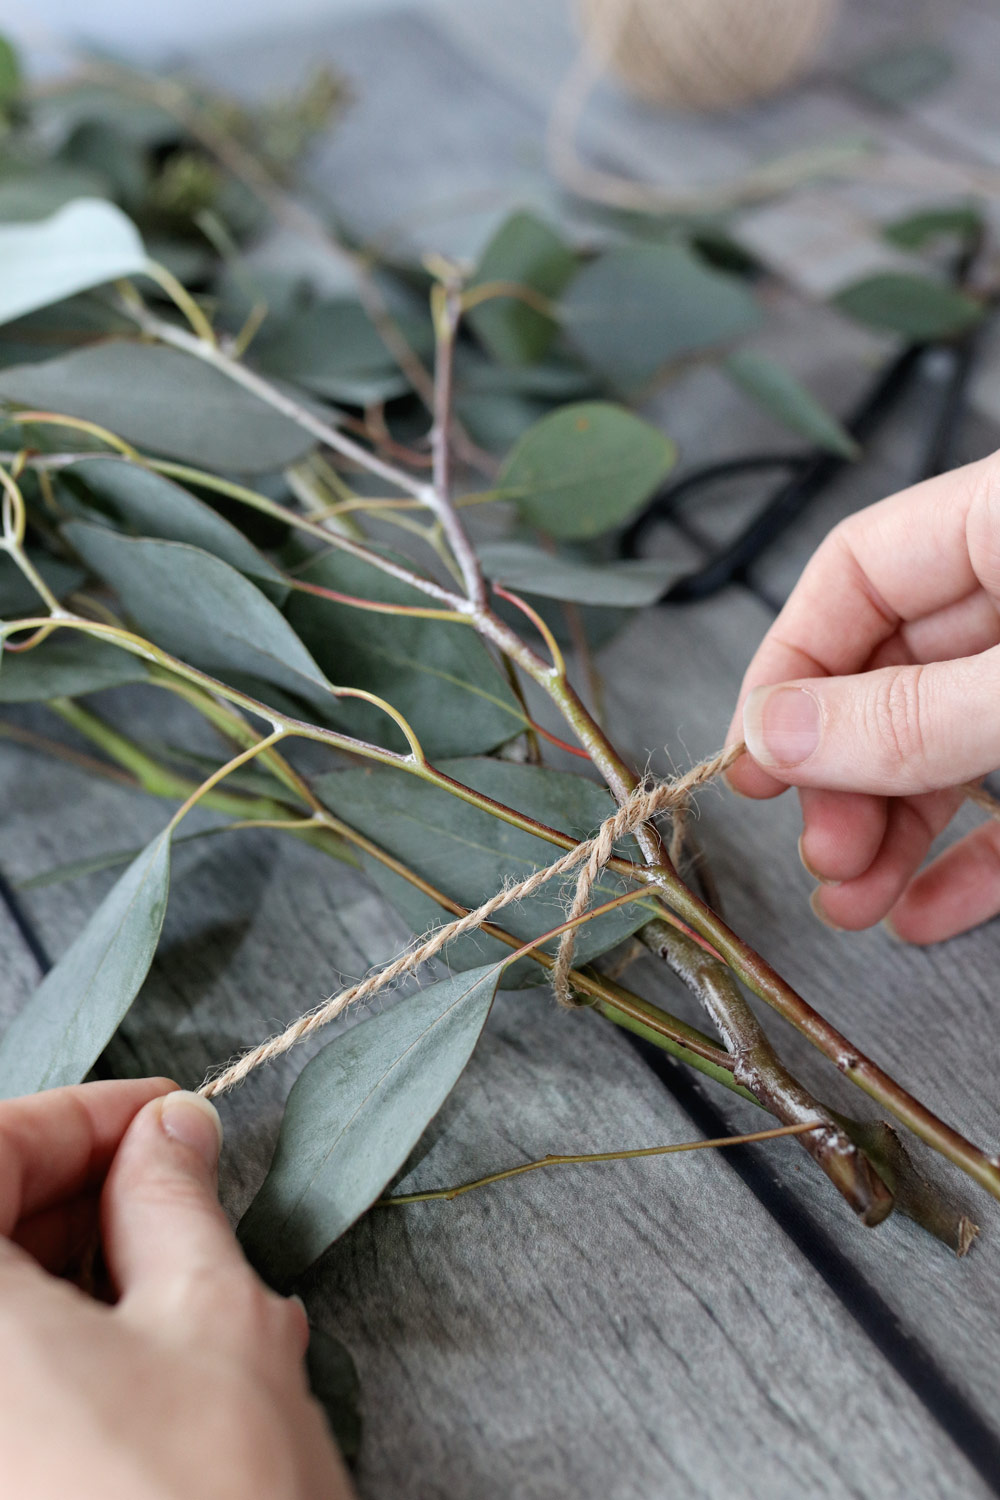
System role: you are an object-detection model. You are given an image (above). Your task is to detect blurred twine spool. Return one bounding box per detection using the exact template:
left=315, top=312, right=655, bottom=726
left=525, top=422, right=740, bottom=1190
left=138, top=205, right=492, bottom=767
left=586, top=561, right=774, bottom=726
left=576, top=0, right=839, bottom=112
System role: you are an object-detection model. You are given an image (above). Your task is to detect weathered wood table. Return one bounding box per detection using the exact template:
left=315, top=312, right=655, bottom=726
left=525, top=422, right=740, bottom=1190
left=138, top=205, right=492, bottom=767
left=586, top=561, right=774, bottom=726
left=4, top=1, right=1000, bottom=1495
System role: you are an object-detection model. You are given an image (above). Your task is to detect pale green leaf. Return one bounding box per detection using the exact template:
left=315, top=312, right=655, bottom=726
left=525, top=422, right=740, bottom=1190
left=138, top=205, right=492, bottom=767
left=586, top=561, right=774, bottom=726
left=0, top=35, right=21, bottom=110
left=238, top=964, right=500, bottom=1281
left=0, top=343, right=316, bottom=474
left=882, top=205, right=982, bottom=251
left=497, top=401, right=675, bottom=539
left=0, top=199, right=147, bottom=329
left=561, top=242, right=761, bottom=392
left=478, top=540, right=680, bottom=605
left=0, top=834, right=170, bottom=1097
left=467, top=211, right=577, bottom=366
left=724, top=351, right=859, bottom=458
left=832, top=272, right=983, bottom=340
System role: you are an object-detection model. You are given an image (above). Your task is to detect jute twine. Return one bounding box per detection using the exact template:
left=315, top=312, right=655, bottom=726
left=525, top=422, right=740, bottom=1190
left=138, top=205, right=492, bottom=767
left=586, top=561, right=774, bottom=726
left=198, top=743, right=743, bottom=1098
left=575, top=0, right=838, bottom=112
left=198, top=746, right=1000, bottom=1100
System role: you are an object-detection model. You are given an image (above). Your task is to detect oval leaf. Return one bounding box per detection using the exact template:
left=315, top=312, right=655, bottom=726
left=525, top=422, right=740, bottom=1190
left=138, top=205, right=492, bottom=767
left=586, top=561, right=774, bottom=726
left=497, top=401, right=675, bottom=540
left=478, top=539, right=682, bottom=606
left=561, top=242, right=761, bottom=393
left=316, top=757, right=653, bottom=987
left=0, top=633, right=147, bottom=702
left=0, top=199, right=147, bottom=329
left=0, top=342, right=316, bottom=474
left=284, top=547, right=524, bottom=756
left=832, top=272, right=983, bottom=341
left=467, top=211, right=577, bottom=367
left=238, top=964, right=501, bottom=1282
left=63, top=524, right=335, bottom=715
left=724, top=351, right=859, bottom=459
left=65, top=457, right=285, bottom=591
left=0, top=833, right=170, bottom=1097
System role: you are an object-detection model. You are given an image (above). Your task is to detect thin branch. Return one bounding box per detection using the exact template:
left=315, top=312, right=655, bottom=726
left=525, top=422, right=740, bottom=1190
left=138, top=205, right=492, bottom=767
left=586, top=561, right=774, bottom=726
left=379, top=1122, right=822, bottom=1205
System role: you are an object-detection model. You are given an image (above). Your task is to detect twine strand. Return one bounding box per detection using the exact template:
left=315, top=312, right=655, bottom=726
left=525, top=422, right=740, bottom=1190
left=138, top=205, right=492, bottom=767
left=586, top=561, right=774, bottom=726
left=199, top=743, right=742, bottom=1098
left=198, top=747, right=1000, bottom=1100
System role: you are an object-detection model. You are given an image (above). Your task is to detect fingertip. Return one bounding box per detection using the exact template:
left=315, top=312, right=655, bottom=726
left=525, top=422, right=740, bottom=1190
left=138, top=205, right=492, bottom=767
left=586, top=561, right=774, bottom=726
left=158, top=1092, right=224, bottom=1172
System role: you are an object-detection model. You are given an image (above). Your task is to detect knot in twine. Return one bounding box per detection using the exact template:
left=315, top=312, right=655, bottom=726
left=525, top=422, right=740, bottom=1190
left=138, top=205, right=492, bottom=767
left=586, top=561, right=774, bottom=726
left=199, top=743, right=743, bottom=1099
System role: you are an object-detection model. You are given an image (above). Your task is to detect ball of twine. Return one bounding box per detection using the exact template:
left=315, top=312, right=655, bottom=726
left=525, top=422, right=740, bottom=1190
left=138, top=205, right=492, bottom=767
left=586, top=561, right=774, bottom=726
left=575, top=0, right=839, bottom=112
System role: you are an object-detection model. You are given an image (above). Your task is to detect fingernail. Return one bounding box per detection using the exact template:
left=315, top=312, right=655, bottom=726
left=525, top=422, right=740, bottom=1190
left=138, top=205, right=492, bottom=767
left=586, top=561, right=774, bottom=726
left=809, top=887, right=844, bottom=930
left=881, top=913, right=903, bottom=942
left=160, top=1091, right=223, bottom=1167
left=797, top=834, right=841, bottom=886
left=744, top=686, right=820, bottom=769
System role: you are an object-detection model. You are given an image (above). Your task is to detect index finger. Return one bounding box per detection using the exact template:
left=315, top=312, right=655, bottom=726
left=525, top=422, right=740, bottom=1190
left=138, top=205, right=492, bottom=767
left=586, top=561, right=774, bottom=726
left=0, top=1079, right=177, bottom=1237
left=726, top=452, right=992, bottom=796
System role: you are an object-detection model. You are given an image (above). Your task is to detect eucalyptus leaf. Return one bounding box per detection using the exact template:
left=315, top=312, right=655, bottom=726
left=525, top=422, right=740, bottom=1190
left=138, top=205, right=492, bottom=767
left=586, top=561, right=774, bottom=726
left=254, top=298, right=425, bottom=405
left=0, top=35, right=21, bottom=110
left=238, top=964, right=501, bottom=1281
left=467, top=211, right=577, bottom=366
left=0, top=343, right=316, bottom=474
left=0, top=550, right=82, bottom=615
left=478, top=540, right=680, bottom=605
left=497, top=401, right=675, bottom=540
left=65, top=457, right=285, bottom=592
left=882, top=205, right=982, bottom=251
left=0, top=834, right=170, bottom=1097
left=0, top=294, right=134, bottom=368
left=0, top=199, right=147, bottom=329
left=0, top=634, right=147, bottom=702
left=284, top=547, right=525, bottom=756
left=63, top=525, right=336, bottom=716
left=316, top=757, right=655, bottom=987
left=561, top=242, right=761, bottom=392
left=723, top=351, right=859, bottom=458
left=832, top=272, right=983, bottom=341
left=0, top=166, right=110, bottom=224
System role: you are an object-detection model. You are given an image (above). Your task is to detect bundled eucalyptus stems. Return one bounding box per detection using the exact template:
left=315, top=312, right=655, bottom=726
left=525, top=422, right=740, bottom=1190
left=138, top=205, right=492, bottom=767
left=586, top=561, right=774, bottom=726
left=0, top=39, right=994, bottom=1297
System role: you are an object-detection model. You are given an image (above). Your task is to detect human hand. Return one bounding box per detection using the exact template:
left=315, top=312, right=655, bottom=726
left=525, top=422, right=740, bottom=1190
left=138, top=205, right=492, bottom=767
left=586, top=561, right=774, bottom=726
left=0, top=1078, right=354, bottom=1500
left=726, top=453, right=1000, bottom=943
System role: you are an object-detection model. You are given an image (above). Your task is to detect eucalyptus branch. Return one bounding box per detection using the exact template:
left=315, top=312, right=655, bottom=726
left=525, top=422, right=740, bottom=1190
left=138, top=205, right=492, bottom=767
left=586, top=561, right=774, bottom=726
left=639, top=918, right=891, bottom=1223
left=428, top=276, right=487, bottom=606
left=118, top=294, right=432, bottom=503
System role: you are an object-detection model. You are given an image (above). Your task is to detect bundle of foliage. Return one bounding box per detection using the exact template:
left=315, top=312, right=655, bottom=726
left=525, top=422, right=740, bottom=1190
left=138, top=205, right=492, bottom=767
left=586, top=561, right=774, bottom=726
left=0, top=38, right=995, bottom=1381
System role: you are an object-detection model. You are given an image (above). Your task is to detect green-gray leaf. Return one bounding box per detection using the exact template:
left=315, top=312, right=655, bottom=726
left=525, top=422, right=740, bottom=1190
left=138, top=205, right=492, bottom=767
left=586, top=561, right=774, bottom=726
left=0, top=634, right=147, bottom=702
left=0, top=199, right=147, bottom=329
left=561, top=242, right=761, bottom=392
left=0, top=35, right=21, bottom=110
left=64, top=457, right=285, bottom=592
left=0, top=343, right=316, bottom=474
left=478, top=540, right=680, bottom=605
left=723, top=351, right=859, bottom=458
left=497, top=401, right=675, bottom=539
left=63, top=525, right=335, bottom=716
left=254, top=299, right=423, bottom=406
left=306, top=1330, right=362, bottom=1463
left=882, top=205, right=982, bottom=252
left=832, top=272, right=983, bottom=341
left=467, top=211, right=577, bottom=366
left=0, top=834, right=170, bottom=1097
left=284, top=547, right=525, bottom=756
left=238, top=964, right=500, bottom=1281
left=316, top=757, right=655, bottom=987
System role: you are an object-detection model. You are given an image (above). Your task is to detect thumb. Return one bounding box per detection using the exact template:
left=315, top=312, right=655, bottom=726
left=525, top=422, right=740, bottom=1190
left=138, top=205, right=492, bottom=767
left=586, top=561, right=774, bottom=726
left=742, top=651, right=1000, bottom=796
left=101, top=1090, right=245, bottom=1305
